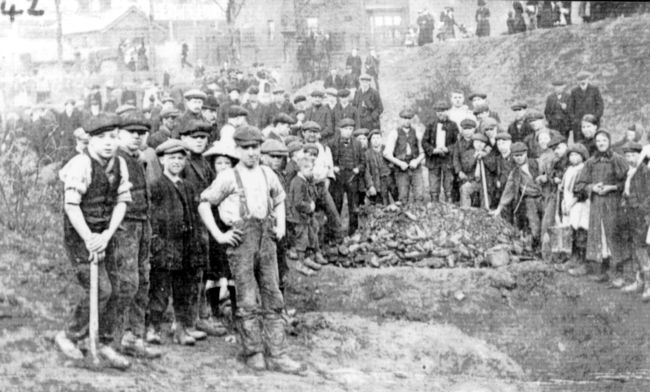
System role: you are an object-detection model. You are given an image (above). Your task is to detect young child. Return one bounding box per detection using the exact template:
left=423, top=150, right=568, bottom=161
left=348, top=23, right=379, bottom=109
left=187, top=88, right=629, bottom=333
left=287, top=152, right=323, bottom=276
left=353, top=128, right=370, bottom=205
left=198, top=126, right=304, bottom=374
left=55, top=113, right=133, bottom=369
left=147, top=139, right=206, bottom=346
left=619, top=142, right=650, bottom=300
left=458, top=132, right=492, bottom=208
left=561, top=144, right=590, bottom=276
left=201, top=141, right=239, bottom=331
left=365, top=130, right=391, bottom=205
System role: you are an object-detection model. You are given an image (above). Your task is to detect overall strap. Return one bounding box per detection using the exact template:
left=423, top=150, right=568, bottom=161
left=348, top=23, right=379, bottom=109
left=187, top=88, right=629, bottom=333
left=233, top=168, right=250, bottom=219
left=260, top=167, right=273, bottom=217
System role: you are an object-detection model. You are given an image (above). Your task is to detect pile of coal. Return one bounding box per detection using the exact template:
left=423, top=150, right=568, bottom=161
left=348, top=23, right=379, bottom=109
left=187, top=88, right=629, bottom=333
left=327, top=203, right=531, bottom=268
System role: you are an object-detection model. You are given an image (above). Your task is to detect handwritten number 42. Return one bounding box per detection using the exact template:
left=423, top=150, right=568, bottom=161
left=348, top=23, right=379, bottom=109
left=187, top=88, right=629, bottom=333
left=1, top=0, right=44, bottom=23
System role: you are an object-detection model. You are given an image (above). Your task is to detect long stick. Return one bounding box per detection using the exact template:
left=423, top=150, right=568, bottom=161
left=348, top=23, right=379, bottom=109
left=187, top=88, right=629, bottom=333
left=479, top=160, right=490, bottom=210
left=88, top=251, right=103, bottom=366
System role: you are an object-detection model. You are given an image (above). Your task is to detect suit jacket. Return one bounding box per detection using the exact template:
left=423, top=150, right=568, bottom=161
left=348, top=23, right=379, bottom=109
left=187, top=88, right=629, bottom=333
left=567, top=84, right=604, bottom=130
left=305, top=104, right=334, bottom=144
left=244, top=101, right=266, bottom=128
left=507, top=120, right=534, bottom=143
left=422, top=119, right=459, bottom=169
left=332, top=102, right=359, bottom=129
left=330, top=136, right=366, bottom=176
left=544, top=91, right=571, bottom=135
left=352, top=87, right=383, bottom=130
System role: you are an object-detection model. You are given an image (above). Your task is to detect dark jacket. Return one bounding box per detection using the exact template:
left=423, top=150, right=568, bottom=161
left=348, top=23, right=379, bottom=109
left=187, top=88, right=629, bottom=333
left=244, top=101, right=266, bottom=128
left=263, top=101, right=296, bottom=129
left=331, top=136, right=366, bottom=188
left=332, top=102, right=359, bottom=130
left=567, top=84, right=604, bottom=137
left=287, top=174, right=317, bottom=225
left=422, top=118, right=459, bottom=169
left=365, top=147, right=391, bottom=191
left=544, top=91, right=571, bottom=136
left=353, top=87, right=383, bottom=131
left=324, top=74, right=344, bottom=90
left=507, top=120, right=534, bottom=143
left=305, top=104, right=334, bottom=144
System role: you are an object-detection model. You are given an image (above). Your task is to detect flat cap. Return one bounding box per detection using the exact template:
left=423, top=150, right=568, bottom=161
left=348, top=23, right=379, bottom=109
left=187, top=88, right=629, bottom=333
left=526, top=109, right=545, bottom=121
left=479, top=117, right=499, bottom=131
left=399, top=108, right=416, bottom=119
left=339, top=118, right=356, bottom=128
left=460, top=119, right=477, bottom=129
left=568, top=143, right=589, bottom=160
left=226, top=85, right=241, bottom=93
left=203, top=95, right=219, bottom=111
left=548, top=134, right=567, bottom=149
left=302, top=121, right=322, bottom=132
left=433, top=101, right=451, bottom=111
left=161, top=95, right=175, bottom=104
left=310, top=90, right=325, bottom=98
left=551, top=80, right=566, bottom=86
left=303, top=143, right=320, bottom=156
left=471, top=133, right=489, bottom=143
left=84, top=113, right=121, bottom=136
left=473, top=103, right=490, bottom=115
left=468, top=92, right=487, bottom=101
left=228, top=105, right=249, bottom=118
left=510, top=102, right=528, bottom=111
left=115, top=104, right=137, bottom=116
left=179, top=120, right=212, bottom=136
left=368, top=130, right=382, bottom=140
left=511, top=142, right=528, bottom=154
left=261, top=139, right=288, bottom=156
left=272, top=87, right=285, bottom=94
left=622, top=142, right=643, bottom=153
left=287, top=141, right=304, bottom=155
left=248, top=86, right=260, bottom=95
left=233, top=125, right=264, bottom=146
left=160, top=107, right=180, bottom=118
left=120, top=111, right=151, bottom=133
left=325, top=88, right=338, bottom=97
left=576, top=71, right=591, bottom=81
left=293, top=95, right=307, bottom=104
left=495, top=132, right=512, bottom=141
left=337, top=89, right=351, bottom=98
left=353, top=128, right=369, bottom=136
left=203, top=140, right=240, bottom=161
left=359, top=73, right=372, bottom=81
left=148, top=131, right=169, bottom=149
left=184, top=89, right=207, bottom=101
left=273, top=112, right=296, bottom=125
left=155, top=139, right=188, bottom=156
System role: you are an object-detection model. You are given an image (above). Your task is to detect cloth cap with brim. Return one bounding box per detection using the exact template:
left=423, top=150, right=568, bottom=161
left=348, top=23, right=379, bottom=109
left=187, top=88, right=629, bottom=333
left=353, top=128, right=369, bottom=136
left=399, top=109, right=416, bottom=119
left=273, top=88, right=285, bottom=95
left=339, top=118, right=356, bottom=128
left=622, top=142, right=643, bottom=153
left=577, top=71, right=591, bottom=81
left=227, top=85, right=241, bottom=93
left=551, top=80, right=566, bottom=86
left=337, top=89, right=351, bottom=98
left=273, top=113, right=296, bottom=126
left=179, top=120, right=211, bottom=136
left=495, top=132, right=512, bottom=141
left=115, top=104, right=137, bottom=116
left=510, top=102, right=528, bottom=111
left=473, top=103, right=490, bottom=115
left=310, top=90, right=325, bottom=98
left=228, top=105, right=249, bottom=118
left=248, top=86, right=260, bottom=95
left=160, top=107, right=180, bottom=118
left=233, top=125, right=264, bottom=146
left=203, top=141, right=240, bottom=161
left=567, top=143, right=589, bottom=161
left=261, top=139, right=289, bottom=156
left=161, top=95, right=175, bottom=104
left=120, top=111, right=151, bottom=133
left=368, top=130, right=382, bottom=140
left=148, top=131, right=168, bottom=149
left=479, top=117, right=499, bottom=132
left=84, top=113, right=121, bottom=136
left=303, top=143, right=320, bottom=156
left=511, top=142, right=528, bottom=155
left=325, top=88, right=338, bottom=97
left=293, top=95, right=307, bottom=104
left=433, top=101, right=451, bottom=111
left=302, top=121, right=322, bottom=133
left=156, top=139, right=188, bottom=156
left=359, top=74, right=372, bottom=81
left=472, top=133, right=488, bottom=143
left=287, top=141, right=304, bottom=155
left=184, top=89, right=207, bottom=101
left=203, top=95, right=219, bottom=111
left=284, top=135, right=300, bottom=146
left=526, top=109, right=545, bottom=121
left=548, top=134, right=567, bottom=149
left=469, top=93, right=487, bottom=101
left=460, top=119, right=477, bottom=129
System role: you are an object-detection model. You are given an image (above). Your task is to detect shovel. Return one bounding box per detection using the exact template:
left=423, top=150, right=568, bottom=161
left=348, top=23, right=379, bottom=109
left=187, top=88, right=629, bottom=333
left=88, top=250, right=105, bottom=367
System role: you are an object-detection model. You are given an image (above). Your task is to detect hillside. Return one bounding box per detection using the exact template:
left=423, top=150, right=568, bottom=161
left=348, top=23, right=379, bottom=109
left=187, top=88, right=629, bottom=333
left=380, top=13, right=650, bottom=137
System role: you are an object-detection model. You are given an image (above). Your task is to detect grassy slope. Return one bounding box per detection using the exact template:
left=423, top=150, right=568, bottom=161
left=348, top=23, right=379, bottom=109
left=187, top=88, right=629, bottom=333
left=379, top=14, right=650, bottom=137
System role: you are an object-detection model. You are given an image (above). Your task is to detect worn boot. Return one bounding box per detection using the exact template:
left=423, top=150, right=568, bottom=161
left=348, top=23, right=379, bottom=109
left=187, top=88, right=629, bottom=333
left=266, top=354, right=306, bottom=374
left=245, top=352, right=266, bottom=371
left=98, top=345, right=131, bottom=370
left=121, top=331, right=163, bottom=359
left=642, top=271, right=650, bottom=302
left=590, top=259, right=609, bottom=283
left=145, top=326, right=162, bottom=345
left=196, top=317, right=228, bottom=337
left=313, top=252, right=328, bottom=265
left=622, top=272, right=644, bottom=293
left=294, top=261, right=316, bottom=276
left=55, top=331, right=84, bottom=360
left=301, top=256, right=322, bottom=271
left=173, top=328, right=196, bottom=346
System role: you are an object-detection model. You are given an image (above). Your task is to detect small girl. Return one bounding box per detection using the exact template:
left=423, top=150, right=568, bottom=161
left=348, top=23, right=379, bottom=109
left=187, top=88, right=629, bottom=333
left=561, top=144, right=590, bottom=276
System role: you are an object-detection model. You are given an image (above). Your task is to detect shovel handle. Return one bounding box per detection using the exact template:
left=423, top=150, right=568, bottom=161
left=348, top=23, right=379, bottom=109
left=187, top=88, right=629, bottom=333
left=88, top=251, right=103, bottom=365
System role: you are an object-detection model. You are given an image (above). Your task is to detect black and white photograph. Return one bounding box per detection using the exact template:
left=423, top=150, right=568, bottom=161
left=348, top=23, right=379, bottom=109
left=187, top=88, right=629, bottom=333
left=1, top=0, right=650, bottom=391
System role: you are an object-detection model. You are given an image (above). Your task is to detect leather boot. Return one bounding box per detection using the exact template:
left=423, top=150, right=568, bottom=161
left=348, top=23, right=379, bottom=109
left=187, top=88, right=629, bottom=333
left=622, top=272, right=644, bottom=293
left=55, top=331, right=84, bottom=360
left=642, top=271, right=650, bottom=302
left=173, top=328, right=196, bottom=346
left=301, top=256, right=322, bottom=271
left=121, top=331, right=163, bottom=359
left=98, top=345, right=131, bottom=370
left=145, top=326, right=162, bottom=345
left=196, top=317, right=228, bottom=337
left=266, top=354, right=306, bottom=374
left=245, top=353, right=266, bottom=371
left=314, top=252, right=328, bottom=265
left=186, top=328, right=208, bottom=341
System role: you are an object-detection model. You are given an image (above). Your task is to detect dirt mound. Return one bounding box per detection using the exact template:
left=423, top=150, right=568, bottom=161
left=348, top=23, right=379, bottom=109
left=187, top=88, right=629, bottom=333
left=379, top=14, right=650, bottom=138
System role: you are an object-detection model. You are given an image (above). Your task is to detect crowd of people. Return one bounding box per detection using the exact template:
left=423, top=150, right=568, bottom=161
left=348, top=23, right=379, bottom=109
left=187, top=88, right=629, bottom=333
left=5, top=24, right=642, bottom=376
